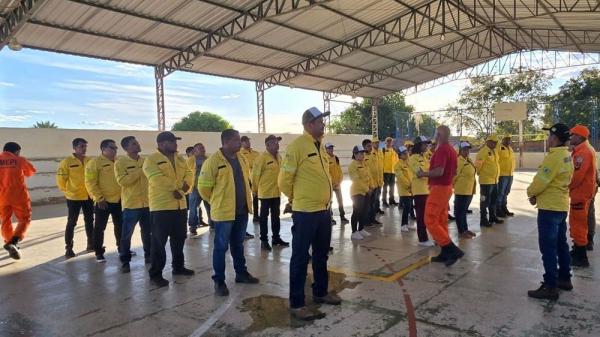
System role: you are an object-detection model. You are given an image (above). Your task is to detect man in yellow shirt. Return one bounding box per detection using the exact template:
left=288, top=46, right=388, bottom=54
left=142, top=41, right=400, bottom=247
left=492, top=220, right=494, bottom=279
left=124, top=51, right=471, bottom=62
left=497, top=135, right=516, bottom=217
left=325, top=143, right=349, bottom=225
left=85, top=139, right=122, bottom=263
left=199, top=129, right=259, bottom=296
left=241, top=135, right=260, bottom=226
left=382, top=137, right=399, bottom=206
left=475, top=134, right=503, bottom=227
left=526, top=123, right=573, bottom=300
left=143, top=131, right=195, bottom=287
left=394, top=146, right=412, bottom=231
left=279, top=107, right=341, bottom=321
left=253, top=135, right=288, bottom=251
left=363, top=139, right=383, bottom=225
left=115, top=136, right=151, bottom=273
left=372, top=138, right=385, bottom=214
left=57, top=138, right=93, bottom=258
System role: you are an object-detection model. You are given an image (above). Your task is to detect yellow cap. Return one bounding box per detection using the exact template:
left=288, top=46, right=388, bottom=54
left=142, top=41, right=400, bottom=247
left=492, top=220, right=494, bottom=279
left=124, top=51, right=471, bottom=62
left=404, top=140, right=414, bottom=146
left=385, top=137, right=393, bottom=142
left=372, top=137, right=380, bottom=142
left=486, top=134, right=499, bottom=142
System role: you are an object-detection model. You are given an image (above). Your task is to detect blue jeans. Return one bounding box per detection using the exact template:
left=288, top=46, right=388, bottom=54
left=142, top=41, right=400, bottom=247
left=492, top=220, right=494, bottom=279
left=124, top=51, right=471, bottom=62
left=537, top=210, right=571, bottom=288
left=119, top=208, right=152, bottom=263
left=454, top=195, right=473, bottom=233
left=212, top=213, right=248, bottom=282
left=289, top=210, right=332, bottom=308
left=497, top=176, right=513, bottom=209
left=188, top=189, right=203, bottom=229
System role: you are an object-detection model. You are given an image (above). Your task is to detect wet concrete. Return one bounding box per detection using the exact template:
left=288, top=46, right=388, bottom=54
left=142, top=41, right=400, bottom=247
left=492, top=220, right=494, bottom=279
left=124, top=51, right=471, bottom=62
left=1, top=172, right=600, bottom=336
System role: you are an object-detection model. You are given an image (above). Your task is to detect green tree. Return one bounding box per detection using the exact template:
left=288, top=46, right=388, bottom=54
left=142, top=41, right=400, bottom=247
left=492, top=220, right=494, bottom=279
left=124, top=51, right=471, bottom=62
left=446, top=71, right=551, bottom=137
left=33, top=121, right=58, bottom=128
left=544, top=68, right=600, bottom=127
left=172, top=111, right=233, bottom=132
left=329, top=93, right=437, bottom=138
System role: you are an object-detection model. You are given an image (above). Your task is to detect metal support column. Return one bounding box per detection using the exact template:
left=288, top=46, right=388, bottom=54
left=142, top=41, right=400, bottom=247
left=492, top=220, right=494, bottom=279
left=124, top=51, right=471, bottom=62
left=323, top=91, right=331, bottom=133
left=154, top=66, right=166, bottom=131
left=256, top=81, right=266, bottom=133
left=371, top=97, right=380, bottom=138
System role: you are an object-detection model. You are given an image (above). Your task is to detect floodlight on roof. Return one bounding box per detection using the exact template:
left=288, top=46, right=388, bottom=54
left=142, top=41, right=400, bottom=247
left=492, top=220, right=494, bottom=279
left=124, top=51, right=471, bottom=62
left=8, top=37, right=22, bottom=51
left=183, top=62, right=193, bottom=69
left=440, top=34, right=446, bottom=41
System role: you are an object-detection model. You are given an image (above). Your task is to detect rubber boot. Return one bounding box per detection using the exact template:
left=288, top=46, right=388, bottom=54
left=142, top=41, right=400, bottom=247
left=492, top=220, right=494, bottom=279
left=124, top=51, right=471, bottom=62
left=444, top=242, right=464, bottom=266
left=431, top=246, right=448, bottom=263
left=572, top=246, right=590, bottom=268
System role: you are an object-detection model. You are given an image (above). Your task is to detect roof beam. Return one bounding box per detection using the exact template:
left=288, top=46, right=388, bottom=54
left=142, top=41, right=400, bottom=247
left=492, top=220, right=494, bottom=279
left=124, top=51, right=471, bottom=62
left=0, top=0, right=46, bottom=50
left=157, top=0, right=332, bottom=77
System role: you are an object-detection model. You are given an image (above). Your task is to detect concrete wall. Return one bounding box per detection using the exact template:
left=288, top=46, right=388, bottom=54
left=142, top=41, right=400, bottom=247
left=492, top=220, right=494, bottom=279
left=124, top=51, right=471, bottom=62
left=1, top=128, right=368, bottom=205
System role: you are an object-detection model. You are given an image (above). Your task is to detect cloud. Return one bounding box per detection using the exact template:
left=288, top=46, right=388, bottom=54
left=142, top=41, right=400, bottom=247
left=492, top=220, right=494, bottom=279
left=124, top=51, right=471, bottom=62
left=0, top=113, right=31, bottom=122
left=80, top=120, right=155, bottom=130
left=220, top=94, right=240, bottom=100
left=0, top=81, right=15, bottom=87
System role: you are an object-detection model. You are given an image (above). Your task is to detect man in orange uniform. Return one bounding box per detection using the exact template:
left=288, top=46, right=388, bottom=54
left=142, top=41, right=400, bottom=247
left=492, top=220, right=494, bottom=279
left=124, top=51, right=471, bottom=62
left=421, top=126, right=464, bottom=266
left=0, top=142, right=36, bottom=260
left=568, top=125, right=597, bottom=267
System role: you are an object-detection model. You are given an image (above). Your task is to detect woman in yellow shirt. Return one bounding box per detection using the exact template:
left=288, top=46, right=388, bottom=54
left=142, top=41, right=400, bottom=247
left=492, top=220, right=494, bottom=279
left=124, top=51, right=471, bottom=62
left=408, top=136, right=434, bottom=246
left=348, top=145, right=372, bottom=240
left=395, top=146, right=412, bottom=232
left=453, top=142, right=477, bottom=239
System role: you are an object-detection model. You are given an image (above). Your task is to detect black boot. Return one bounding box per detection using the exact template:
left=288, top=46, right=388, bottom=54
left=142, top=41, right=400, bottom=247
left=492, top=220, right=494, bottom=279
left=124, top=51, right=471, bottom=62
left=587, top=234, right=594, bottom=251
left=528, top=283, right=559, bottom=300
left=496, top=206, right=506, bottom=218
left=480, top=215, right=492, bottom=228
left=431, top=246, right=448, bottom=263
left=503, top=206, right=514, bottom=217
left=444, top=242, right=464, bottom=266
left=572, top=246, right=590, bottom=268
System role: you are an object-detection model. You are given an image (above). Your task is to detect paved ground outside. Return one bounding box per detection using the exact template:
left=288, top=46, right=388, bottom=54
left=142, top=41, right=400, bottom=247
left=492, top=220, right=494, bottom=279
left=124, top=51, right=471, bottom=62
left=1, top=171, right=599, bottom=337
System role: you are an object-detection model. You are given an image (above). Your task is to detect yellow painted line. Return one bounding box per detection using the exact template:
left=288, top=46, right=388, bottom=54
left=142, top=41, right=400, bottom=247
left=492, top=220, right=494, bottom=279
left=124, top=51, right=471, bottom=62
left=328, top=256, right=431, bottom=283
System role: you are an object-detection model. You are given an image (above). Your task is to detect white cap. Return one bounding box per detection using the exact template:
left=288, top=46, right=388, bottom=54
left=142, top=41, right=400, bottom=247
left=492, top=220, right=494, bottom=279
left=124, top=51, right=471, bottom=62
left=398, top=145, right=408, bottom=153
left=302, top=107, right=330, bottom=124
left=459, top=141, right=472, bottom=149
left=325, top=142, right=334, bottom=148
left=353, top=145, right=366, bottom=153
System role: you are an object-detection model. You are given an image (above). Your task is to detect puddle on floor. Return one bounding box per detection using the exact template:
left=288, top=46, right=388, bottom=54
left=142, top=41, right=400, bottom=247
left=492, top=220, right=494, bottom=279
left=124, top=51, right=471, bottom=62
left=239, top=271, right=360, bottom=333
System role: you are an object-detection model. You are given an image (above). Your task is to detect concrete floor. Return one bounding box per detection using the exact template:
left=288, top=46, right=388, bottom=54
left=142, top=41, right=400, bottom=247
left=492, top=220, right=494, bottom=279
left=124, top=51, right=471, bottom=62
left=1, top=171, right=600, bottom=337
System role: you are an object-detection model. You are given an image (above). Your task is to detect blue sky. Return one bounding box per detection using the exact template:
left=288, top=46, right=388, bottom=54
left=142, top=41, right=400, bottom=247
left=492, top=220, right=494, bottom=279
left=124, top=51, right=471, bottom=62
left=0, top=48, right=597, bottom=133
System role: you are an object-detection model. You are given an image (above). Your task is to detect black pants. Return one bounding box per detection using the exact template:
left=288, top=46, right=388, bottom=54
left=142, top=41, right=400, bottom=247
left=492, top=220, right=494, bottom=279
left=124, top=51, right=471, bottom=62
left=333, top=187, right=345, bottom=217
left=479, top=184, right=498, bottom=220
left=65, top=198, right=94, bottom=250
left=589, top=197, right=596, bottom=244
left=454, top=195, right=473, bottom=233
left=382, top=173, right=396, bottom=203
left=259, top=197, right=281, bottom=241
left=252, top=192, right=259, bottom=221
left=149, top=210, right=187, bottom=279
left=400, top=196, right=413, bottom=226
left=351, top=194, right=368, bottom=232
left=93, top=201, right=123, bottom=256
left=368, top=191, right=377, bottom=222
left=413, top=195, right=429, bottom=242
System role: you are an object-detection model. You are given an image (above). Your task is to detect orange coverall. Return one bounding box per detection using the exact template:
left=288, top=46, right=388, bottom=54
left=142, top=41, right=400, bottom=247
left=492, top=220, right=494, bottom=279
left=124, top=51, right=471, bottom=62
left=0, top=151, right=36, bottom=243
left=569, top=141, right=597, bottom=246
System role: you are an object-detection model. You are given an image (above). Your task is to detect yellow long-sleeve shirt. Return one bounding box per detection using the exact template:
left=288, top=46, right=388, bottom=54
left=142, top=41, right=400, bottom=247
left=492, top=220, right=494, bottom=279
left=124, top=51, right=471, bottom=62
left=394, top=158, right=412, bottom=197
left=382, top=147, right=399, bottom=174
left=115, top=155, right=148, bottom=209
left=278, top=132, right=332, bottom=212
left=475, top=145, right=500, bottom=184
left=374, top=149, right=384, bottom=186
left=498, top=144, right=516, bottom=177
left=143, top=151, right=193, bottom=212
left=348, top=159, right=370, bottom=196
left=408, top=154, right=429, bottom=195
left=327, top=154, right=343, bottom=188
left=252, top=151, right=282, bottom=199
left=198, top=150, right=253, bottom=221
left=84, top=155, right=121, bottom=204
left=453, top=155, right=476, bottom=196
left=364, top=153, right=378, bottom=190
left=56, top=155, right=90, bottom=201
left=240, top=148, right=260, bottom=176
left=527, top=146, right=573, bottom=212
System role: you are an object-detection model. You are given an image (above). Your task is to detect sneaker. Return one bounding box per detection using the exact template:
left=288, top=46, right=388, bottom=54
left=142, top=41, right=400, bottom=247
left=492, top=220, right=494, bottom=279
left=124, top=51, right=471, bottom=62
left=96, top=255, right=106, bottom=263
left=235, top=272, right=259, bottom=284
left=172, top=267, right=195, bottom=276
left=528, top=283, right=559, bottom=300
left=407, top=224, right=417, bottom=230
left=418, top=240, right=435, bottom=247
left=290, top=306, right=326, bottom=321
left=245, top=232, right=255, bottom=239
left=261, top=241, right=272, bottom=251
left=313, top=293, right=342, bottom=305
left=400, top=225, right=409, bottom=232
left=150, top=276, right=169, bottom=288
left=458, top=232, right=472, bottom=239
left=340, top=217, right=350, bottom=224
left=189, top=228, right=198, bottom=236
left=65, top=249, right=76, bottom=259
left=359, top=229, right=372, bottom=237
left=3, top=243, right=20, bottom=260
left=121, top=263, right=130, bottom=273
left=214, top=281, right=229, bottom=296
left=272, top=238, right=290, bottom=247
left=351, top=232, right=364, bottom=240
left=558, top=279, right=573, bottom=291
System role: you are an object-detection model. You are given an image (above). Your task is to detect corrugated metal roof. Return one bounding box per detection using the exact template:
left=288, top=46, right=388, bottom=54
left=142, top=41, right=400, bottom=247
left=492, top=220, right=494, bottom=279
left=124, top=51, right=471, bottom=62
left=2, top=0, right=599, bottom=98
